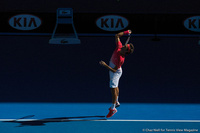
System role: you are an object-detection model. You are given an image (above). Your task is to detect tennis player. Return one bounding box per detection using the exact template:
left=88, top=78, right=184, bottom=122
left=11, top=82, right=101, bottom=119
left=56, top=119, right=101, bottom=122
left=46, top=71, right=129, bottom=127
left=99, top=30, right=134, bottom=118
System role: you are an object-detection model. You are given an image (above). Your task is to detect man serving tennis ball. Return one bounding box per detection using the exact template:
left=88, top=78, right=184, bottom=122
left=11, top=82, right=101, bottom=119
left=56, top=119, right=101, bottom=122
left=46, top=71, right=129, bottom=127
left=99, top=30, right=134, bottom=118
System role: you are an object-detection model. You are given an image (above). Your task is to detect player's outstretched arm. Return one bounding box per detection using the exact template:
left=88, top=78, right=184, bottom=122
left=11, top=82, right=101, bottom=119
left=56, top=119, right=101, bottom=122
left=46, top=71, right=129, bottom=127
left=99, top=60, right=118, bottom=73
left=115, top=30, right=132, bottom=43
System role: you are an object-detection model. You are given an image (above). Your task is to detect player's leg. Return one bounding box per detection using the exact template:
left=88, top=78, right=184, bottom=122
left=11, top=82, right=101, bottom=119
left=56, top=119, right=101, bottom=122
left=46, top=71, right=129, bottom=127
left=107, top=62, right=122, bottom=118
left=111, top=87, right=118, bottom=109
left=116, top=87, right=119, bottom=101
left=115, top=87, right=120, bottom=108
left=107, top=87, right=118, bottom=118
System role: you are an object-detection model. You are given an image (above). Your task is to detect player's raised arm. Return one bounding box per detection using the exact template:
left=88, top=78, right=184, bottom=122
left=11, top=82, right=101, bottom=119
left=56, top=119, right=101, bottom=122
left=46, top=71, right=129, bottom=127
left=115, top=30, right=132, bottom=44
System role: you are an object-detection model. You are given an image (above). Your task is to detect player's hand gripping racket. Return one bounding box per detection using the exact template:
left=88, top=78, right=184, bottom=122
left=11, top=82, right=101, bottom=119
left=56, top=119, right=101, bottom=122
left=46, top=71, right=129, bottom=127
left=125, top=30, right=131, bottom=45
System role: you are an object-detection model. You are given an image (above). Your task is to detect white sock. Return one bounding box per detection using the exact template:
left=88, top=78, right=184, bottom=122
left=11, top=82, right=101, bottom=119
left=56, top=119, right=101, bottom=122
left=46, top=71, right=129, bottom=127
left=111, top=104, right=115, bottom=110
left=116, top=96, right=119, bottom=103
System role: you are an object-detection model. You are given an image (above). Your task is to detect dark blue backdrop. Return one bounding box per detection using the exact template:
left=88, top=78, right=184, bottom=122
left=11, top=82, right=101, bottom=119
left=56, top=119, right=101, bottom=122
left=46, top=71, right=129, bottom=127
left=0, top=36, right=199, bottom=103
left=1, top=0, right=200, bottom=14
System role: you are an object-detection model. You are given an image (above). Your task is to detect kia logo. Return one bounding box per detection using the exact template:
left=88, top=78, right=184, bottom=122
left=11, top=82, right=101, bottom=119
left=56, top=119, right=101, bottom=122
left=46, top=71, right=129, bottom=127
left=96, top=15, right=129, bottom=31
left=184, top=16, right=200, bottom=32
left=9, top=14, right=42, bottom=30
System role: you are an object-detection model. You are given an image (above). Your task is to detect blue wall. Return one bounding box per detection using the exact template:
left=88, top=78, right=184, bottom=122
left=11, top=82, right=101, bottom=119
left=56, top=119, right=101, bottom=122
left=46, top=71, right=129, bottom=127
left=0, top=36, right=199, bottom=103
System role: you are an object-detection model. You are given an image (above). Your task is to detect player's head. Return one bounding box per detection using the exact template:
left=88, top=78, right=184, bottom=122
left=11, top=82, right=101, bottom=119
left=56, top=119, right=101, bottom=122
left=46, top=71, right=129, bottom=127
left=125, top=43, right=134, bottom=55
left=120, top=43, right=134, bottom=56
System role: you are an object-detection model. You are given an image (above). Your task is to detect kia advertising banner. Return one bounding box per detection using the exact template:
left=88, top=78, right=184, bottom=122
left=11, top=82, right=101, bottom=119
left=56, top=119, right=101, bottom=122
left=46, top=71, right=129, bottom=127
left=183, top=16, right=200, bottom=32
left=0, top=12, right=200, bottom=36
left=8, top=14, right=42, bottom=31
left=96, top=15, right=129, bottom=31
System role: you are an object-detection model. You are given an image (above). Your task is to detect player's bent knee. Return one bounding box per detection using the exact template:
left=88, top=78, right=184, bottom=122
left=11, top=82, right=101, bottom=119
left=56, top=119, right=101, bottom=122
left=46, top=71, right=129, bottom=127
left=110, top=87, right=117, bottom=90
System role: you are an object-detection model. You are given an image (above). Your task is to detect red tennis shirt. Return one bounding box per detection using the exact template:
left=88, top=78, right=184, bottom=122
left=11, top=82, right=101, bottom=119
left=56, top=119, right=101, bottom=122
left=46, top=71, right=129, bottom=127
left=110, top=41, right=125, bottom=69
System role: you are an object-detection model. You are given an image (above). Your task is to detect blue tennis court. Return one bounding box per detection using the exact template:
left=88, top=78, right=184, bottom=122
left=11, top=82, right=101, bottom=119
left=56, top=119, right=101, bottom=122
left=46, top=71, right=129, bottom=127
left=1, top=103, right=200, bottom=133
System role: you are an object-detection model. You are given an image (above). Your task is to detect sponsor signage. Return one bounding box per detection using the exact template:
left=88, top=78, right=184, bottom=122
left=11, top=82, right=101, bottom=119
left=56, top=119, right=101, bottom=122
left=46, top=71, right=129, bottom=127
left=184, top=16, right=200, bottom=32
left=0, top=12, right=199, bottom=35
left=8, top=14, right=42, bottom=31
left=96, top=15, right=129, bottom=31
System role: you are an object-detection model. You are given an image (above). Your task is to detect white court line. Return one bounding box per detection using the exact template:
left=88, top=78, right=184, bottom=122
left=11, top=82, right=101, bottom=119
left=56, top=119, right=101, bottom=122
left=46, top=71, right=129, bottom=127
left=1, top=119, right=200, bottom=122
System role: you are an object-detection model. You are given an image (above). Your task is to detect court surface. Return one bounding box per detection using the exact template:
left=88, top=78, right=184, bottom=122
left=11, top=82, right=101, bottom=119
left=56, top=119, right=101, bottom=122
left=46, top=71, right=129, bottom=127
left=0, top=103, right=200, bottom=133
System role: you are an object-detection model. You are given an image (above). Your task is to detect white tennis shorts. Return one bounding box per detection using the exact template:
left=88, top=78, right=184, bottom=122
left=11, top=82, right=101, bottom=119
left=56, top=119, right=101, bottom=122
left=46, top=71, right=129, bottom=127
left=109, top=61, right=122, bottom=88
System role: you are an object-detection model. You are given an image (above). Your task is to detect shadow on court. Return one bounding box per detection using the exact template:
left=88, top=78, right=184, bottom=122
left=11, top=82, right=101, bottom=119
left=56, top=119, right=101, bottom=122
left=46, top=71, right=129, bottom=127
left=4, top=115, right=106, bottom=127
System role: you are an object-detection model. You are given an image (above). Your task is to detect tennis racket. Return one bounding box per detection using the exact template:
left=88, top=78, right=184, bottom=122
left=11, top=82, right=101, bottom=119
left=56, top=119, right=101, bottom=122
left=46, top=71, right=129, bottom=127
left=125, top=33, right=131, bottom=45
